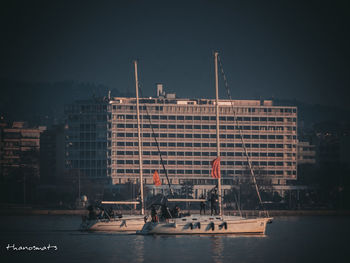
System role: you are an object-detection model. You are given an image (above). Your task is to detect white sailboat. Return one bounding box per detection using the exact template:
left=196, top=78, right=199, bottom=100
left=80, top=61, right=148, bottom=232
left=80, top=201, right=147, bottom=232
left=138, top=52, right=273, bottom=235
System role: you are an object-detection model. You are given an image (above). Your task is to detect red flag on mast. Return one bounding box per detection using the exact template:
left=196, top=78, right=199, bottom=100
left=211, top=157, right=221, bottom=179
left=153, top=170, right=161, bottom=186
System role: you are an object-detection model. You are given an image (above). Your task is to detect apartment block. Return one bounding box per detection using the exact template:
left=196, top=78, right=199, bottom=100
left=297, top=141, right=316, bottom=164
left=65, top=93, right=297, bottom=190
left=0, top=121, right=45, bottom=178
left=64, top=97, right=110, bottom=184
left=40, top=124, right=65, bottom=183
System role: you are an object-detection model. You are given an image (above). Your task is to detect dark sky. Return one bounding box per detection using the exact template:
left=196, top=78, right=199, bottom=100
left=1, top=0, right=349, bottom=109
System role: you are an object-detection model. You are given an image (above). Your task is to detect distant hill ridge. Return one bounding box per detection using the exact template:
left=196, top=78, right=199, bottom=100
left=0, top=79, right=132, bottom=126
left=1, top=79, right=349, bottom=130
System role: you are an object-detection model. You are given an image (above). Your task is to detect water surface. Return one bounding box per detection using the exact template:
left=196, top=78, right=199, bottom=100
left=0, top=215, right=349, bottom=263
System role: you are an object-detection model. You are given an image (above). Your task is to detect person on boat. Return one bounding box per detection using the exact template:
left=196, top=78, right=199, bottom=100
left=107, top=207, right=114, bottom=218
left=87, top=205, right=97, bottom=220
left=151, top=205, right=158, bottom=222
left=200, top=201, right=206, bottom=215
left=210, top=189, right=218, bottom=215
left=98, top=209, right=104, bottom=219
left=172, top=205, right=181, bottom=218
left=161, top=204, right=171, bottom=222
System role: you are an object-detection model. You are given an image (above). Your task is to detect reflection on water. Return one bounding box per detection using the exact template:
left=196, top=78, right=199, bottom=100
left=1, top=216, right=350, bottom=263
left=211, top=237, right=224, bottom=263
left=133, top=236, right=145, bottom=263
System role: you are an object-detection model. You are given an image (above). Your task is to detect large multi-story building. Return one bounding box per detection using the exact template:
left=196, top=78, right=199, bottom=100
left=65, top=89, right=297, bottom=196
left=40, top=124, right=65, bottom=183
left=64, top=97, right=110, bottom=184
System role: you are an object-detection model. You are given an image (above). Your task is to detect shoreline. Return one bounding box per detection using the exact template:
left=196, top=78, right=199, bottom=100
left=0, top=209, right=350, bottom=216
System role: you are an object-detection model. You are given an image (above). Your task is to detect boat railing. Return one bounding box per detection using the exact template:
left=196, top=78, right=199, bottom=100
left=225, top=210, right=269, bottom=218
left=167, top=199, right=206, bottom=203
left=101, top=201, right=140, bottom=205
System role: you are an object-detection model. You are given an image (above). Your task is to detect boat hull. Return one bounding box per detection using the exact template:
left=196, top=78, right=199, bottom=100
left=138, top=215, right=272, bottom=235
left=81, top=215, right=146, bottom=232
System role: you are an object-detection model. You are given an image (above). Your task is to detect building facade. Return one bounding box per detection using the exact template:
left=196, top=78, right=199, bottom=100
left=64, top=97, right=110, bottom=183
left=40, top=124, right=65, bottom=183
left=297, top=141, right=316, bottom=164
left=0, top=121, right=45, bottom=178
left=65, top=94, right=297, bottom=194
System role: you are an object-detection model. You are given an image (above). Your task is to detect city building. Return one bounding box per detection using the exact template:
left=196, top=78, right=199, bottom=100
left=65, top=88, right=297, bottom=197
left=40, top=124, right=65, bottom=183
left=297, top=141, right=316, bottom=164
left=64, top=97, right=110, bottom=184
left=0, top=121, right=6, bottom=177
left=0, top=121, right=46, bottom=178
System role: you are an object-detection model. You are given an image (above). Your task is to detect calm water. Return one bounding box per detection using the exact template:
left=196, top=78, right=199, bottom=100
left=0, top=215, right=349, bottom=263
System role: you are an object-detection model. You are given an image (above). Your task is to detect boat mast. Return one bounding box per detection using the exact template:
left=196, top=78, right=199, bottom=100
left=214, top=51, right=222, bottom=216
left=134, top=60, right=144, bottom=215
